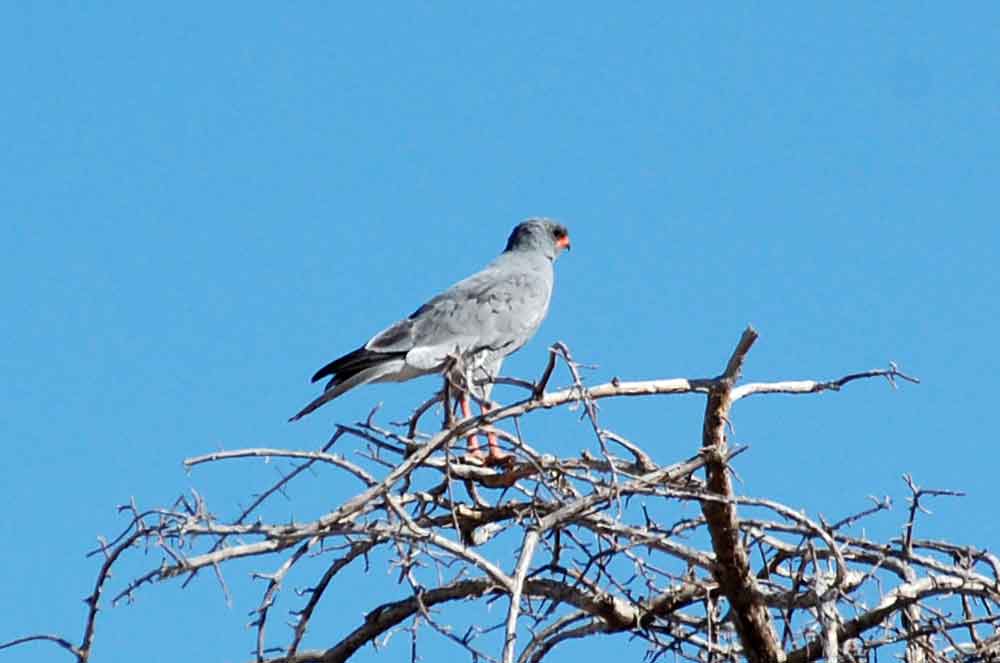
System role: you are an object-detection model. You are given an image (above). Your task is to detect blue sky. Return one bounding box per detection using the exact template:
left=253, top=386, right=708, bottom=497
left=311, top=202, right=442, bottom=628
left=2, top=4, right=998, bottom=662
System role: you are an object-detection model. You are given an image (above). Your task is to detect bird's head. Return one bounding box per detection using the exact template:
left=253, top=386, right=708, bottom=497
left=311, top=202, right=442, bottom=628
left=505, top=218, right=571, bottom=260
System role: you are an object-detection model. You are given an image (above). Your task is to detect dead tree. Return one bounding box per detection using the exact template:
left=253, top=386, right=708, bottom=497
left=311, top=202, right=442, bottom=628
left=4, top=327, right=997, bottom=663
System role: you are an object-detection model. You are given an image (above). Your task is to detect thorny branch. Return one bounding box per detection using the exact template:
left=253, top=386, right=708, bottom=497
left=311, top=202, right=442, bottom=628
left=6, top=327, right=994, bottom=663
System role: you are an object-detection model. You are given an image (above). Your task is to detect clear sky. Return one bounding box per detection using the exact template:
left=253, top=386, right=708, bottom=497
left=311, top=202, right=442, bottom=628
left=2, top=4, right=998, bottom=662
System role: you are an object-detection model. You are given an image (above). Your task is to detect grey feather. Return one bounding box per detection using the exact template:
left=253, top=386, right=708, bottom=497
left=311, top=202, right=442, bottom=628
left=290, top=218, right=570, bottom=421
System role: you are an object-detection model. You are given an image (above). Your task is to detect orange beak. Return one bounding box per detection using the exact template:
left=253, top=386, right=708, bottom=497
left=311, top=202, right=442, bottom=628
left=557, top=235, right=571, bottom=250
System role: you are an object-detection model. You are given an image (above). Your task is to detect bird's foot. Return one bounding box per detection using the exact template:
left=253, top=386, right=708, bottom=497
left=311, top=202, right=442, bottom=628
left=465, top=448, right=515, bottom=468
left=464, top=433, right=514, bottom=468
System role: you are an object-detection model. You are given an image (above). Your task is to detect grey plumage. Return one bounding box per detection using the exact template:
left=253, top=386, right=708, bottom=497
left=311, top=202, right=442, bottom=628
left=290, top=219, right=570, bottom=421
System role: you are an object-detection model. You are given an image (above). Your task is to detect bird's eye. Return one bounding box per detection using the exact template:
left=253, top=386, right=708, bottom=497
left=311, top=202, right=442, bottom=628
left=552, top=227, right=565, bottom=239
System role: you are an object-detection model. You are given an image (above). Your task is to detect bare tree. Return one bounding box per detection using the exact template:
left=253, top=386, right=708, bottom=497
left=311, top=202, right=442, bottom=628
left=4, top=327, right=997, bottom=663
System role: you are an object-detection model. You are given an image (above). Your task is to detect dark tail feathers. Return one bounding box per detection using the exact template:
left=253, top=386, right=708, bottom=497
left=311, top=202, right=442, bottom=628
left=289, top=347, right=405, bottom=422
left=310, top=346, right=399, bottom=384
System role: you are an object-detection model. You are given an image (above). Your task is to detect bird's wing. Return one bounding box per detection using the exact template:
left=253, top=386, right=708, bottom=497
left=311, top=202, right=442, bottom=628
left=366, top=256, right=554, bottom=371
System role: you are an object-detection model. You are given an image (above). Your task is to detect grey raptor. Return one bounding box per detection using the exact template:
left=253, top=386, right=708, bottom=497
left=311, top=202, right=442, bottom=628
left=290, top=218, right=571, bottom=462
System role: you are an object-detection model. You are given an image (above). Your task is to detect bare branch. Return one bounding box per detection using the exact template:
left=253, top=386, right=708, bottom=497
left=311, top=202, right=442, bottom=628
left=732, top=363, right=919, bottom=401
left=0, top=635, right=82, bottom=661
left=12, top=328, right=971, bottom=663
left=503, top=531, right=541, bottom=663
left=699, top=326, right=784, bottom=663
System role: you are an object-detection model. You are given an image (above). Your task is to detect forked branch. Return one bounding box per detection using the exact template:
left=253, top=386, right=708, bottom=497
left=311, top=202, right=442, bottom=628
left=7, top=327, right=973, bottom=663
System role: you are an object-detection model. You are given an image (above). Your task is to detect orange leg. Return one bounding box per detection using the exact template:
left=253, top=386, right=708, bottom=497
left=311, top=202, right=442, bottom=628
left=461, top=395, right=482, bottom=455
left=480, top=402, right=505, bottom=461
left=461, top=396, right=509, bottom=465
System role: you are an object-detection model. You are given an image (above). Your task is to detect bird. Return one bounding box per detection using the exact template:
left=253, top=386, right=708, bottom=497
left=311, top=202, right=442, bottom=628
left=290, top=218, right=571, bottom=463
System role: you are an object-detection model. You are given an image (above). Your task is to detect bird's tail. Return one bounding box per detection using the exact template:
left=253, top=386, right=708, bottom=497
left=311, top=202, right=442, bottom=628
left=289, top=348, right=406, bottom=421
left=289, top=390, right=338, bottom=422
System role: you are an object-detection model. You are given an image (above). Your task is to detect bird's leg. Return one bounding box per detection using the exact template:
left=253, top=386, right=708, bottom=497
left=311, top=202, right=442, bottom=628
left=460, top=394, right=484, bottom=455
left=479, top=401, right=511, bottom=466
left=461, top=398, right=512, bottom=467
